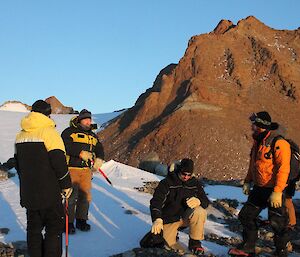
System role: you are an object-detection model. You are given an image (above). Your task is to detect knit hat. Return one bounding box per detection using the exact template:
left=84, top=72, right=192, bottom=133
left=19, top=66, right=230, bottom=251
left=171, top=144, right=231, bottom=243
left=249, top=111, right=279, bottom=130
left=179, top=158, right=194, bottom=174
left=31, top=100, right=51, bottom=116
left=78, top=109, right=92, bottom=121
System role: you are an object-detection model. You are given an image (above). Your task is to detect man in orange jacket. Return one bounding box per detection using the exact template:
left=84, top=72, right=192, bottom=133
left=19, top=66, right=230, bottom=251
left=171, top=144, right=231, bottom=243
left=237, top=111, right=291, bottom=257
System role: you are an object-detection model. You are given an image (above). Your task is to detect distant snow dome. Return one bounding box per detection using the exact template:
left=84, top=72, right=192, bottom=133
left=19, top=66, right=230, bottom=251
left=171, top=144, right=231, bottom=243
left=0, top=102, right=29, bottom=112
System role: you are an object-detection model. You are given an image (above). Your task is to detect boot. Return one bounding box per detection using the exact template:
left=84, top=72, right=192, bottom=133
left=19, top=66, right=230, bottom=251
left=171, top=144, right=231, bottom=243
left=188, top=238, right=204, bottom=255
left=76, top=219, right=91, bottom=231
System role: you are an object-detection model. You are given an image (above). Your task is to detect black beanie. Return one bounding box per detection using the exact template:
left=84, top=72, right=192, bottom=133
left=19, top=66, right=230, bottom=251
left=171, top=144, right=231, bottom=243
left=78, top=109, right=92, bottom=121
left=31, top=100, right=51, bottom=116
left=179, top=158, right=194, bottom=173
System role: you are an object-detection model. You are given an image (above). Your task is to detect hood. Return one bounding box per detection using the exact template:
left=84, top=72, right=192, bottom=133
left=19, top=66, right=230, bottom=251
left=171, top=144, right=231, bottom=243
left=21, top=112, right=56, bottom=132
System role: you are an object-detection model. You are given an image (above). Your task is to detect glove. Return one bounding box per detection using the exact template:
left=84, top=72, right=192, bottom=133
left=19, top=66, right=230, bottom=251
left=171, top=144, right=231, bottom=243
left=93, top=158, right=104, bottom=171
left=186, top=197, right=201, bottom=209
left=242, top=182, right=251, bottom=195
left=79, top=151, right=93, bottom=162
left=151, top=218, right=163, bottom=235
left=61, top=188, right=73, bottom=199
left=269, top=191, right=282, bottom=208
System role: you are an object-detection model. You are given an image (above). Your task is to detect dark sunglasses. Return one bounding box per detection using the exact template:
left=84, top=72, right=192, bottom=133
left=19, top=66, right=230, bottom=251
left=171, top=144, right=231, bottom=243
left=180, top=172, right=192, bottom=177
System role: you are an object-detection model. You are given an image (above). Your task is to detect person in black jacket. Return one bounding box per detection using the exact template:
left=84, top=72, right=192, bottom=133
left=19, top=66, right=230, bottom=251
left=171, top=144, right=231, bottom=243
left=61, top=109, right=104, bottom=234
left=15, top=100, right=72, bottom=257
left=150, top=158, right=209, bottom=254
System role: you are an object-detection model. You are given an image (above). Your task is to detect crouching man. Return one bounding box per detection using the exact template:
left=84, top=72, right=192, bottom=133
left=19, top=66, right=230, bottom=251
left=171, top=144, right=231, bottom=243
left=150, top=158, right=210, bottom=255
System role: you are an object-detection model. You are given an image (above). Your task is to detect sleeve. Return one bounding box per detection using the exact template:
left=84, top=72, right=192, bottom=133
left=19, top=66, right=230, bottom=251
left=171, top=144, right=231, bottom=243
left=95, top=140, right=105, bottom=160
left=196, top=182, right=210, bottom=209
left=61, top=128, right=82, bottom=157
left=48, top=149, right=72, bottom=189
left=273, top=139, right=291, bottom=192
left=244, top=145, right=255, bottom=183
left=150, top=179, right=169, bottom=222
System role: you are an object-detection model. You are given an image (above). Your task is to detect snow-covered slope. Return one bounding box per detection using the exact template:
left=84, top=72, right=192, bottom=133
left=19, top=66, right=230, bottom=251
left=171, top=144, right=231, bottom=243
left=0, top=102, right=28, bottom=112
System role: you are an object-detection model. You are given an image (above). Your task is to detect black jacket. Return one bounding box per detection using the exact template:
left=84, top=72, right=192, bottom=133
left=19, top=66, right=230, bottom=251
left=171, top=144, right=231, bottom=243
left=61, top=117, right=104, bottom=168
left=15, top=112, right=72, bottom=210
left=150, top=172, right=210, bottom=224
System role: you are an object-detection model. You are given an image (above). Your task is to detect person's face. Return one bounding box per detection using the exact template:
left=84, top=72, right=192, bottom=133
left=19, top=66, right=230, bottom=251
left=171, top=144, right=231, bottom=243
left=179, top=171, right=192, bottom=182
left=251, top=124, right=266, bottom=136
left=80, top=118, right=92, bottom=128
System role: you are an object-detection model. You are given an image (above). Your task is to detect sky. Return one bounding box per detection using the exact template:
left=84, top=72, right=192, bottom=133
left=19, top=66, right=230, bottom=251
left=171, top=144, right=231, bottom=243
left=0, top=0, right=299, bottom=113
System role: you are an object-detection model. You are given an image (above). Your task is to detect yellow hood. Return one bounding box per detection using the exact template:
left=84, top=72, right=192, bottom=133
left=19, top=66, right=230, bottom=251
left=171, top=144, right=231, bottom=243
left=21, top=112, right=55, bottom=132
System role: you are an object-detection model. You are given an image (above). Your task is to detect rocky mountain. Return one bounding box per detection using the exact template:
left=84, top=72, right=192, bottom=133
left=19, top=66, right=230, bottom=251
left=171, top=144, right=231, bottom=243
left=98, top=16, right=300, bottom=180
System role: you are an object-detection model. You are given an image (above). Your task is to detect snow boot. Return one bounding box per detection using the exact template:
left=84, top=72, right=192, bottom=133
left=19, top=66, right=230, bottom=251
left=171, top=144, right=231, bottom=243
left=76, top=219, right=91, bottom=231
left=188, top=238, right=204, bottom=255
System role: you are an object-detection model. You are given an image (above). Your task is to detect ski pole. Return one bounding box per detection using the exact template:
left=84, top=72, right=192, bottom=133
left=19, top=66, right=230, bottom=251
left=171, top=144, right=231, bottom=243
left=97, top=167, right=113, bottom=186
left=64, top=198, right=69, bottom=257
left=91, top=160, right=113, bottom=186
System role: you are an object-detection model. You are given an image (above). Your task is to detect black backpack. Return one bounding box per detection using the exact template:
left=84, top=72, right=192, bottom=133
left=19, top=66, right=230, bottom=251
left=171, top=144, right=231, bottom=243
left=139, top=231, right=166, bottom=248
left=271, top=136, right=300, bottom=181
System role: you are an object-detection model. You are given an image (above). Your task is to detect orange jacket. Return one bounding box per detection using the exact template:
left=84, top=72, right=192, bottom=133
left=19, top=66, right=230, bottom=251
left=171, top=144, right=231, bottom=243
left=245, top=132, right=291, bottom=192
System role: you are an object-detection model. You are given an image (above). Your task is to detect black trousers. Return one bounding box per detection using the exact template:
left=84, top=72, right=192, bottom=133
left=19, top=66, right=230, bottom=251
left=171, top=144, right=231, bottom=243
left=238, top=186, right=289, bottom=251
left=26, top=203, right=65, bottom=257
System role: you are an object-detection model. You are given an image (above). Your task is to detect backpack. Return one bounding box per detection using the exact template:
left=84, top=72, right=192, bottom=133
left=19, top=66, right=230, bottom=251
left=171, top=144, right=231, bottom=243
left=271, top=136, right=300, bottom=182
left=139, top=231, right=166, bottom=248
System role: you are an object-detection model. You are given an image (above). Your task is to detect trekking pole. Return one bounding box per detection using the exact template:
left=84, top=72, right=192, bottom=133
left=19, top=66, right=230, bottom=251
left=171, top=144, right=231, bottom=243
left=97, top=167, right=113, bottom=186
left=91, top=161, right=113, bottom=186
left=64, top=197, right=69, bottom=257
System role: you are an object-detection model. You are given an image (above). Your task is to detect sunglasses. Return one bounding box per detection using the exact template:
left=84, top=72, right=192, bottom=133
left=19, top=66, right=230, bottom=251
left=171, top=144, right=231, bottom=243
left=180, top=172, right=192, bottom=177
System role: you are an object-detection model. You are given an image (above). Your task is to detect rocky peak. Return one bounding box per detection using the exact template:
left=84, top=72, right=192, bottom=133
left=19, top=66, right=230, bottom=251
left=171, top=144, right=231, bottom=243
left=213, top=19, right=235, bottom=34
left=45, top=96, right=75, bottom=114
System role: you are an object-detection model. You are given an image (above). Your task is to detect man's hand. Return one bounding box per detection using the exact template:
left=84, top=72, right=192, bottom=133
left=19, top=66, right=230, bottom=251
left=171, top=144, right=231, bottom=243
left=79, top=151, right=93, bottom=162
left=61, top=188, right=73, bottom=199
left=269, top=191, right=282, bottom=208
left=93, top=158, right=104, bottom=171
left=186, top=197, right=201, bottom=209
left=242, top=182, right=251, bottom=195
left=151, top=218, right=163, bottom=235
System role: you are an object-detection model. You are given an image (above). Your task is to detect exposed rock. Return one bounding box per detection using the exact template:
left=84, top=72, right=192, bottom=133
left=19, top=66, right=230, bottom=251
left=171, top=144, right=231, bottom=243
left=99, top=16, right=300, bottom=180
left=45, top=96, right=75, bottom=114
left=0, top=228, right=9, bottom=235
left=0, top=242, right=14, bottom=257
left=213, top=19, right=235, bottom=34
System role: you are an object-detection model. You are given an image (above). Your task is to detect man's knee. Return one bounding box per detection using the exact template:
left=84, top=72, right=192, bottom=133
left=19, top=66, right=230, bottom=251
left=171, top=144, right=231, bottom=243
left=238, top=202, right=260, bottom=227
left=191, top=207, right=207, bottom=220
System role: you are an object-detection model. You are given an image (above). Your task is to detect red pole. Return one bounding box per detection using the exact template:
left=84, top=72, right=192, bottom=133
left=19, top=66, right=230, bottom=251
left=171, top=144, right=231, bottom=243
left=98, top=167, right=113, bottom=186
left=65, top=199, right=69, bottom=257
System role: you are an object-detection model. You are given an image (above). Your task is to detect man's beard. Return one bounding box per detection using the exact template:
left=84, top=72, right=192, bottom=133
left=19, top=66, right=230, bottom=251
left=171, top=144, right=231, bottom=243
left=79, top=123, right=91, bottom=131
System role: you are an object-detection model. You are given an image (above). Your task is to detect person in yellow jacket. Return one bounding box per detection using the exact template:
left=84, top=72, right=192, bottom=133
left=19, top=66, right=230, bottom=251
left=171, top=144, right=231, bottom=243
left=61, top=109, right=104, bottom=234
left=237, top=111, right=291, bottom=257
left=15, top=100, right=72, bottom=257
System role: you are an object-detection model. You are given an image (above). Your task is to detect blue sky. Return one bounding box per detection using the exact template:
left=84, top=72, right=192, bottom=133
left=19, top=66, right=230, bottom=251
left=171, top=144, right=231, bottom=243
left=0, top=1, right=299, bottom=113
